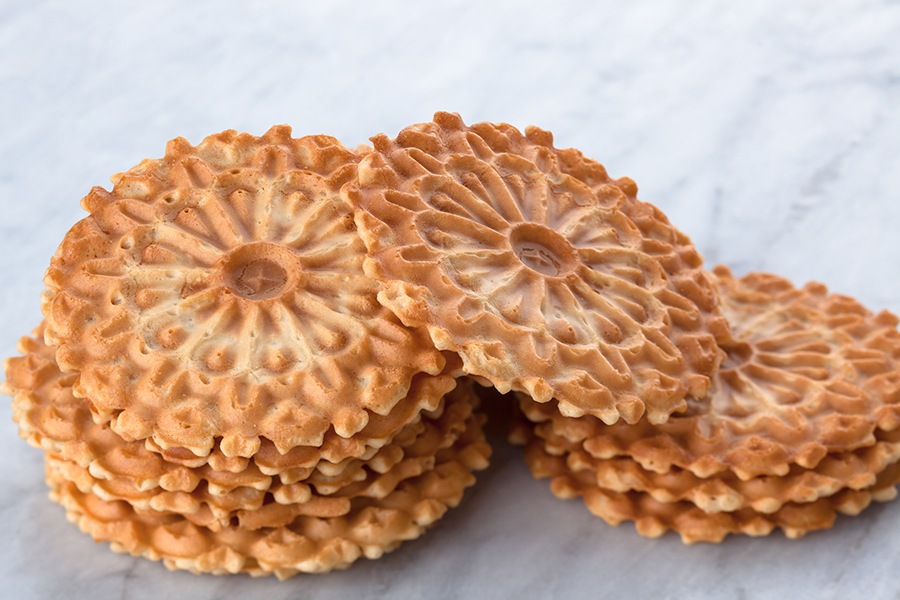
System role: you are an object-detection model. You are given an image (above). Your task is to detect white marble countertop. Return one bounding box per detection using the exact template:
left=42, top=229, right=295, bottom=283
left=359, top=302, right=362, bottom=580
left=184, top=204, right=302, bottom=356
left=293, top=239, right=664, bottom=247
left=2, top=1, right=900, bottom=598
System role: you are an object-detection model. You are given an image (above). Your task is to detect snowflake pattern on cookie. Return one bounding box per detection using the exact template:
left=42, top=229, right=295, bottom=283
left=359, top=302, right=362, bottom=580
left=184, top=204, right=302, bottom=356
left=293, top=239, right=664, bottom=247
left=41, top=127, right=447, bottom=457
left=347, top=112, right=728, bottom=425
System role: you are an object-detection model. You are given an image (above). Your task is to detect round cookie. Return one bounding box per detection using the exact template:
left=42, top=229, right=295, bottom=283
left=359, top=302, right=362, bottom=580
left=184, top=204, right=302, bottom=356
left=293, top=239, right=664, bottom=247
left=40, top=126, right=447, bottom=458
left=514, top=265, right=900, bottom=541
left=46, top=382, right=485, bottom=531
left=345, top=112, right=729, bottom=425
left=6, top=324, right=453, bottom=491
left=517, top=266, right=900, bottom=480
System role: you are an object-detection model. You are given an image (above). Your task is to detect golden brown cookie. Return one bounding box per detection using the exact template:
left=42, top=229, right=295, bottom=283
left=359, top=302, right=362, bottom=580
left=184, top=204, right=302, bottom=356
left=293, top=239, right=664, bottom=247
left=39, top=126, right=447, bottom=459
left=345, top=112, right=729, bottom=425
left=517, top=266, right=900, bottom=480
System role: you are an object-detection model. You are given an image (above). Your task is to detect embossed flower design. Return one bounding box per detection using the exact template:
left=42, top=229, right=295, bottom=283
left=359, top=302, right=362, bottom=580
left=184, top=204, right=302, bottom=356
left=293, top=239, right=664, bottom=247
left=43, top=128, right=445, bottom=457
left=522, top=266, right=900, bottom=479
left=349, top=113, right=726, bottom=424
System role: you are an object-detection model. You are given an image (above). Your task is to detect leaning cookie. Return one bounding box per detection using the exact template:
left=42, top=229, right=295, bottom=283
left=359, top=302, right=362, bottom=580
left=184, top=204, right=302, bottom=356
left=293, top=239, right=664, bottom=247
left=345, top=112, right=730, bottom=426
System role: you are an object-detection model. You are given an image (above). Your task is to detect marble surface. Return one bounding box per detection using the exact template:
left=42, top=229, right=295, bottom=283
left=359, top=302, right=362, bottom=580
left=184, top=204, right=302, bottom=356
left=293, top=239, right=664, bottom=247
left=1, top=1, right=900, bottom=598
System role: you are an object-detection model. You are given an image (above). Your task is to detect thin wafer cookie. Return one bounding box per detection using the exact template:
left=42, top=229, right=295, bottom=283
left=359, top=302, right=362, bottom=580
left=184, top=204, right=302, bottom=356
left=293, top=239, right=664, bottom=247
left=523, top=410, right=900, bottom=514
left=6, top=325, right=454, bottom=489
left=346, top=112, right=729, bottom=425
left=40, top=127, right=447, bottom=458
left=518, top=267, right=900, bottom=480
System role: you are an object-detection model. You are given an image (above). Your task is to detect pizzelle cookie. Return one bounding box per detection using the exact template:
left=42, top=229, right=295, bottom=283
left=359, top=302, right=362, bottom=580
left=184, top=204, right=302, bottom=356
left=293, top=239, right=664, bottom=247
left=346, top=112, right=729, bottom=425
left=7, top=325, right=453, bottom=493
left=40, top=126, right=447, bottom=459
left=46, top=383, right=485, bottom=532
left=9, top=114, right=900, bottom=574
left=520, top=266, right=900, bottom=479
left=525, top=415, right=900, bottom=514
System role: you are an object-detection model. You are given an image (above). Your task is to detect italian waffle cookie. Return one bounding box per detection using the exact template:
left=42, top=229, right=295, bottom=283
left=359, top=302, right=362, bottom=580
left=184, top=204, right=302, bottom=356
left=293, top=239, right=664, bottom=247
left=39, top=125, right=449, bottom=460
left=523, top=409, right=900, bottom=515
left=513, top=265, right=900, bottom=542
left=4, top=124, right=493, bottom=576
left=37, top=365, right=484, bottom=531
left=345, top=111, right=730, bottom=426
left=45, top=378, right=489, bottom=534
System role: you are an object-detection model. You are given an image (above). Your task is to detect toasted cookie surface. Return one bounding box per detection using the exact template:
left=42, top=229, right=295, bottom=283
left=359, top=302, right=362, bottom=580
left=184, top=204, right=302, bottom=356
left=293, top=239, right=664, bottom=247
left=347, top=112, right=728, bottom=425
left=41, top=380, right=485, bottom=531
left=518, top=266, right=900, bottom=480
left=513, top=266, right=900, bottom=541
left=40, top=127, right=446, bottom=457
left=8, top=317, right=490, bottom=574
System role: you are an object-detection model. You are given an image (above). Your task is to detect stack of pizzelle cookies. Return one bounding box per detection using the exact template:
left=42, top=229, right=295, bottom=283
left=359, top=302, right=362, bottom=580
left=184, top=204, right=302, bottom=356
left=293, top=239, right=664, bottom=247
left=3, top=126, right=491, bottom=578
left=4, top=113, right=900, bottom=578
left=513, top=267, right=900, bottom=542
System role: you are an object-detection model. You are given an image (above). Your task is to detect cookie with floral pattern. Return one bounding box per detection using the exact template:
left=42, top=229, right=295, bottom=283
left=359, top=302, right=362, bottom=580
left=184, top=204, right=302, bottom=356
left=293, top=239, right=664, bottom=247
left=40, top=127, right=448, bottom=459
left=346, top=112, right=729, bottom=425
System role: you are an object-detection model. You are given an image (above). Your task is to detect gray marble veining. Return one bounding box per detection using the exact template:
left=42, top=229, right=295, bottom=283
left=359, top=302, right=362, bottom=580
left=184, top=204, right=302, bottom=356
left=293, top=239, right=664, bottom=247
left=1, top=1, right=899, bottom=598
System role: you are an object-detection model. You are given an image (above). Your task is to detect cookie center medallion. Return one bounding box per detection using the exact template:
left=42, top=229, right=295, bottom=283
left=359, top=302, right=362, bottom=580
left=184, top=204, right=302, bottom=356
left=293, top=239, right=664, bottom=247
left=509, top=223, right=577, bottom=277
left=223, top=243, right=294, bottom=300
